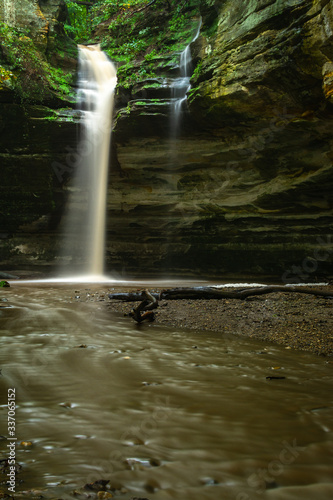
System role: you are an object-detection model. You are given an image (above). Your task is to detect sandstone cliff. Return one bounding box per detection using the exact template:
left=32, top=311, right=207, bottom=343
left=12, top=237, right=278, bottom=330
left=108, top=0, right=333, bottom=280
left=0, top=0, right=332, bottom=280
left=0, top=0, right=78, bottom=272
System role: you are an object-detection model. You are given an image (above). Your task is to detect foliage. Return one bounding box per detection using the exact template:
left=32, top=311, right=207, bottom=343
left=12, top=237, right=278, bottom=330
left=116, top=61, right=157, bottom=88
left=88, top=0, right=201, bottom=89
left=0, top=0, right=203, bottom=99
left=63, top=1, right=91, bottom=42
left=144, top=48, right=158, bottom=61
left=187, top=84, right=200, bottom=102
left=0, top=22, right=75, bottom=103
left=0, top=64, right=15, bottom=89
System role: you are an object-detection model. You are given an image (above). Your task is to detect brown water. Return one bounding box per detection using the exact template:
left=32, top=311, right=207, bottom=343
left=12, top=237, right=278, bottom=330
left=0, top=285, right=333, bottom=499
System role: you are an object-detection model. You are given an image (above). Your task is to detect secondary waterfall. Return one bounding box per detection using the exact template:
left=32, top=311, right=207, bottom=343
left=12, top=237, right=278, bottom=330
left=170, top=45, right=192, bottom=136
left=170, top=19, right=202, bottom=136
left=60, top=45, right=117, bottom=279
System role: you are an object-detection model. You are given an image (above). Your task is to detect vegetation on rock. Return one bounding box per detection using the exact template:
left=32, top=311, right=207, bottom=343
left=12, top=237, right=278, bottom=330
left=0, top=20, right=76, bottom=104
left=63, top=0, right=202, bottom=88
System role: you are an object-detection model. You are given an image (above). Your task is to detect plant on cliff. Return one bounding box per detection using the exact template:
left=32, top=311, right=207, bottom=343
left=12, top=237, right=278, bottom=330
left=64, top=1, right=91, bottom=42
left=0, top=64, right=15, bottom=90
left=0, top=22, right=75, bottom=103
left=88, top=0, right=200, bottom=89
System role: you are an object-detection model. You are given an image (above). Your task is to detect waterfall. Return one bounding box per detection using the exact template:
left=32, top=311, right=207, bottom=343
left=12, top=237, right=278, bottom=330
left=59, top=45, right=117, bottom=279
left=170, top=45, right=192, bottom=136
left=170, top=19, right=202, bottom=137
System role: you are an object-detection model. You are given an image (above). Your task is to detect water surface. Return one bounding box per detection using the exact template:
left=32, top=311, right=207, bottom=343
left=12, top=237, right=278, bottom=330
left=0, top=285, right=332, bottom=499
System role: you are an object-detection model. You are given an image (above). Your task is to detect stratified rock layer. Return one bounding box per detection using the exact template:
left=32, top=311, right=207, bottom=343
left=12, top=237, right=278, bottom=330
left=0, top=0, right=78, bottom=273
left=107, top=0, right=333, bottom=280
left=1, top=0, right=332, bottom=280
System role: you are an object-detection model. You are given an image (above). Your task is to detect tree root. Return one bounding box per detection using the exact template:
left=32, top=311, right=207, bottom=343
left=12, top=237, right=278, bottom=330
left=128, top=289, right=159, bottom=323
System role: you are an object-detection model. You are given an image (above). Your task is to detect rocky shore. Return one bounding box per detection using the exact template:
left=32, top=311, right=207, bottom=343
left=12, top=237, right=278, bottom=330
left=106, top=284, right=333, bottom=357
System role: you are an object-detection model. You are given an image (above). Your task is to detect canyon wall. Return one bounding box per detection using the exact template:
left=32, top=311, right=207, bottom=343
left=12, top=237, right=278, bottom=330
left=0, top=0, right=332, bottom=280
left=0, top=0, right=78, bottom=274
left=108, top=0, right=333, bottom=280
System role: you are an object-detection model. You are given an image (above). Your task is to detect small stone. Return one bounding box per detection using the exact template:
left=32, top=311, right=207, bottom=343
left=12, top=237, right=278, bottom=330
left=84, top=479, right=110, bottom=491
left=266, top=376, right=286, bottom=380
left=59, top=401, right=73, bottom=408
left=20, top=441, right=33, bottom=447
left=97, top=492, right=113, bottom=499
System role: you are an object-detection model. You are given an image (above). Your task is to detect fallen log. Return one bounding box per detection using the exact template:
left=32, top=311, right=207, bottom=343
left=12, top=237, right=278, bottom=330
left=109, top=285, right=333, bottom=302
left=161, top=285, right=333, bottom=300
left=109, top=291, right=159, bottom=302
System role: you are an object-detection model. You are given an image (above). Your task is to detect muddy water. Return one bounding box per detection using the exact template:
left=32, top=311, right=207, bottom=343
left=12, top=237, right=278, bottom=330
left=0, top=286, right=332, bottom=499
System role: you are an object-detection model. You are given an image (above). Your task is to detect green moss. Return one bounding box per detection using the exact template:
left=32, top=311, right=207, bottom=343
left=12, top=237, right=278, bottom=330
left=116, top=61, right=157, bottom=89
left=142, top=83, right=161, bottom=89
left=44, top=109, right=75, bottom=122
left=0, top=22, right=75, bottom=104
left=90, top=0, right=201, bottom=88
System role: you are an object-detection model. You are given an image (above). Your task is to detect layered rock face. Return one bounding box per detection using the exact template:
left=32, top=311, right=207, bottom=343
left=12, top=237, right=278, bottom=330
left=0, top=0, right=77, bottom=273
left=1, top=0, right=332, bottom=280
left=108, top=0, right=333, bottom=280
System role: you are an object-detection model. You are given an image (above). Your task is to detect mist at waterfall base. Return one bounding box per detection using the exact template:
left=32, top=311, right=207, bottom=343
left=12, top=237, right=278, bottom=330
left=57, top=45, right=117, bottom=283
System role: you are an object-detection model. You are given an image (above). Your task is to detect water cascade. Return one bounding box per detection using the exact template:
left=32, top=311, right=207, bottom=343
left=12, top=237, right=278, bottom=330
left=170, top=19, right=202, bottom=137
left=170, top=44, right=192, bottom=137
left=60, top=45, right=117, bottom=279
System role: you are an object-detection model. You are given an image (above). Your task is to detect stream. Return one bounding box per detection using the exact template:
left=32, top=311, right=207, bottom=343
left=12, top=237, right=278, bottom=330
left=0, top=285, right=332, bottom=499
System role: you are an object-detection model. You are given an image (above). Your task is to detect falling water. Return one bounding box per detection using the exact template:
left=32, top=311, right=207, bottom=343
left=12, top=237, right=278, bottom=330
left=170, top=45, right=192, bottom=136
left=170, top=19, right=202, bottom=136
left=60, top=45, right=117, bottom=279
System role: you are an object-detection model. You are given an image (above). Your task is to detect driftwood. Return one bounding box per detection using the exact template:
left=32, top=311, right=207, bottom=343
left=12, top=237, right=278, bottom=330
left=128, top=289, right=159, bottom=323
left=109, top=285, right=333, bottom=302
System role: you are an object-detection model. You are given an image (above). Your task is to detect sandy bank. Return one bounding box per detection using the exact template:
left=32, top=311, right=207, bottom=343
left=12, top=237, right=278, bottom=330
left=106, top=285, right=333, bottom=357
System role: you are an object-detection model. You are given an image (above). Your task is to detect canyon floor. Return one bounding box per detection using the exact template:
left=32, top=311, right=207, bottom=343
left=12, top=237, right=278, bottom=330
left=105, top=284, right=333, bottom=357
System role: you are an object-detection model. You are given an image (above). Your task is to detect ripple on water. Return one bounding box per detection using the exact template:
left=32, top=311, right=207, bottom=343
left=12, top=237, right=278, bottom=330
left=0, top=286, right=332, bottom=500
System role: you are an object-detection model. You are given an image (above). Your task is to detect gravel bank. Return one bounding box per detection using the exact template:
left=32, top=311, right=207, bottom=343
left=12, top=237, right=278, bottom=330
left=106, top=285, right=333, bottom=357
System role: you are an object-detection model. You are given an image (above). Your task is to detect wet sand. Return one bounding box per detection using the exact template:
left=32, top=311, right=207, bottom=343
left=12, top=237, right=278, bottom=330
left=106, top=285, right=333, bottom=357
